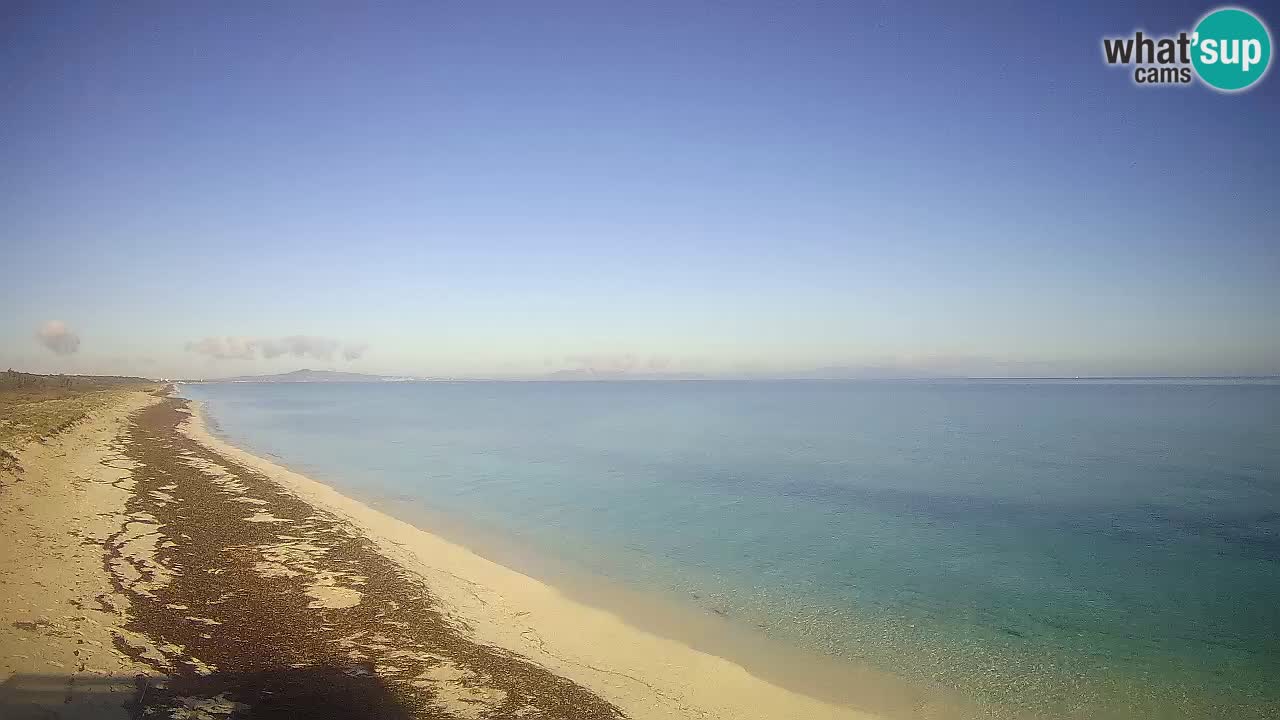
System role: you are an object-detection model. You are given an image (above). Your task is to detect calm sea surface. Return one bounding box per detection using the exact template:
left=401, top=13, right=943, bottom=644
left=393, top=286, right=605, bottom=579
left=178, top=380, right=1280, bottom=719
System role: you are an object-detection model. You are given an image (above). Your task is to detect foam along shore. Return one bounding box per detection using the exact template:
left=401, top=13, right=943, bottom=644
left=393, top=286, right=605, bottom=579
left=179, top=401, right=901, bottom=720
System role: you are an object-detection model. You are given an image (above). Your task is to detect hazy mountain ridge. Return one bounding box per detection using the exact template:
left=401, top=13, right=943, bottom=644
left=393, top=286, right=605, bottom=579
left=194, top=369, right=418, bottom=383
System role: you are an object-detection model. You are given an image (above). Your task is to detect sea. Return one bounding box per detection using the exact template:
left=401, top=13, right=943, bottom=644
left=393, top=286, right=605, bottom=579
left=177, top=379, right=1280, bottom=719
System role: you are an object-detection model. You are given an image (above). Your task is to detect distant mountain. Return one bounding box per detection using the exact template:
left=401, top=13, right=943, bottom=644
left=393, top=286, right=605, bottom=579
left=195, top=369, right=417, bottom=383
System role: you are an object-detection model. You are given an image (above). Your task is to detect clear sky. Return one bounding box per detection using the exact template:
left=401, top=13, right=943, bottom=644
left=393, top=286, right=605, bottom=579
left=3, top=1, right=1278, bottom=379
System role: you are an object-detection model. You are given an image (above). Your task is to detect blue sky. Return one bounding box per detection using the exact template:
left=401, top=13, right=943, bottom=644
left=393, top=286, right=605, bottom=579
left=3, top=1, right=1278, bottom=378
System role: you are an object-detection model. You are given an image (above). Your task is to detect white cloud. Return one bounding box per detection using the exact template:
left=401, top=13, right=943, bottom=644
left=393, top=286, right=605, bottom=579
left=256, top=336, right=339, bottom=360
left=184, top=335, right=368, bottom=362
left=35, top=320, right=81, bottom=355
left=184, top=336, right=257, bottom=360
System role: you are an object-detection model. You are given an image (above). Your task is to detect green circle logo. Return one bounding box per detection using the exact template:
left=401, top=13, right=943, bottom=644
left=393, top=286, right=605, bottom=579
left=1192, top=8, right=1272, bottom=91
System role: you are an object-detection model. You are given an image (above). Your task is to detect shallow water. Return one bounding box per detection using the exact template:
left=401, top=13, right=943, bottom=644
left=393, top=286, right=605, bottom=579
left=179, top=380, right=1280, bottom=719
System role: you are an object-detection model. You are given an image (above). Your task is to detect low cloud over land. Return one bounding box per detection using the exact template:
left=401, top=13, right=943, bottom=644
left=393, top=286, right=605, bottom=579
left=35, top=320, right=81, bottom=355
left=185, top=335, right=368, bottom=362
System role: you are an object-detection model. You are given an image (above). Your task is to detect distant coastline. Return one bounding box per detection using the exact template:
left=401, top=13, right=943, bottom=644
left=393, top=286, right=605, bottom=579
left=182, top=367, right=1280, bottom=384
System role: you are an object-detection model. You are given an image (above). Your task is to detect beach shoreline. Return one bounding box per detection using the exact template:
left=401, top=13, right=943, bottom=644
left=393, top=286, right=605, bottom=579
left=6, top=392, right=633, bottom=719
left=0, top=384, right=983, bottom=719
left=180, top=397, right=947, bottom=720
left=192, top=405, right=979, bottom=719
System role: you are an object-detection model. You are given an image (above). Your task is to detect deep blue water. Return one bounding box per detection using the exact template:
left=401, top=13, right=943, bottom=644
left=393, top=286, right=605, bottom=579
left=178, top=380, right=1280, bottom=719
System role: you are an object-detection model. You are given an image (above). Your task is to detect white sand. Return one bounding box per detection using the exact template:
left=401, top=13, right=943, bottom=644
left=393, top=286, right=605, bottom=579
left=0, top=391, right=165, bottom=719
left=179, top=402, right=888, bottom=720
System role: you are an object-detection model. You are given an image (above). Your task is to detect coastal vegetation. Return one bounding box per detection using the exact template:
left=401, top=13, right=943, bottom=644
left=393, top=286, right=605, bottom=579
left=0, top=370, right=159, bottom=474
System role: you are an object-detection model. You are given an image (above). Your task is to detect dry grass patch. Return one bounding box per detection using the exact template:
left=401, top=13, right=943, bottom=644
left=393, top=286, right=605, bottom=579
left=0, top=370, right=161, bottom=471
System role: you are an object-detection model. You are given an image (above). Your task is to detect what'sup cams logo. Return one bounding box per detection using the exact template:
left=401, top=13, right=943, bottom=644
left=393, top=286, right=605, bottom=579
left=1103, top=6, right=1271, bottom=92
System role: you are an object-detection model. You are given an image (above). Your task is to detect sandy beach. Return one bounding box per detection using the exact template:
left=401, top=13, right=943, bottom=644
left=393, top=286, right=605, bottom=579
left=2, top=386, right=934, bottom=719
left=0, top=388, right=165, bottom=719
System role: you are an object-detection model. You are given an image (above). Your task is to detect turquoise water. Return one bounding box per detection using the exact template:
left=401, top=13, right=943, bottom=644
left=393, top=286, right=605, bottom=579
left=178, top=380, right=1280, bottom=719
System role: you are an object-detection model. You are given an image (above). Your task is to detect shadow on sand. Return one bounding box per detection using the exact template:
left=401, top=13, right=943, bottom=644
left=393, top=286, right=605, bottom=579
left=0, top=664, right=429, bottom=719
